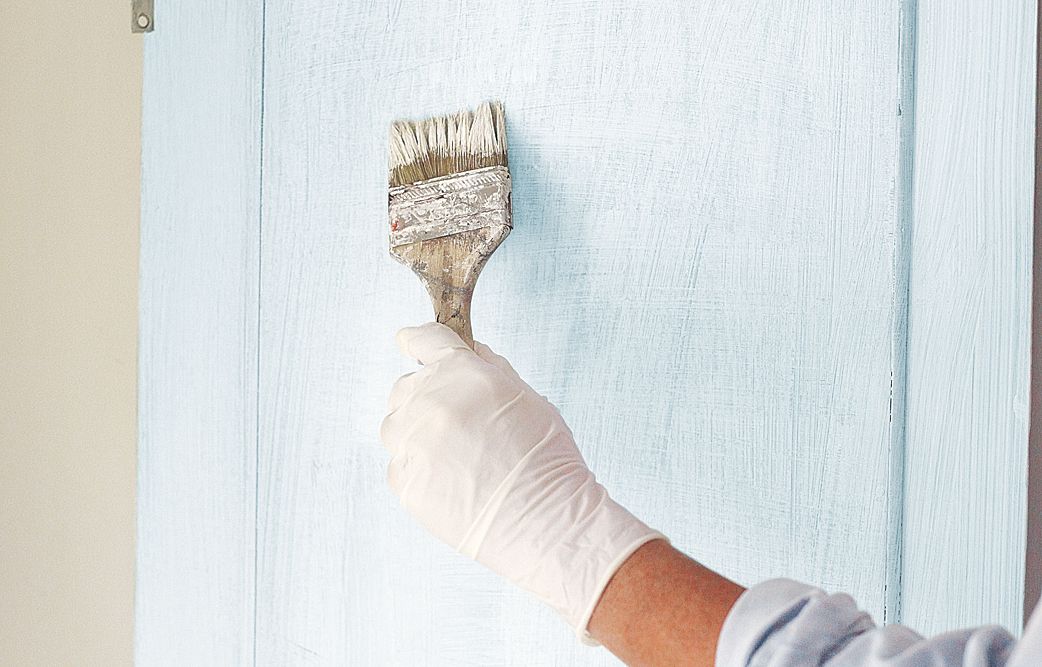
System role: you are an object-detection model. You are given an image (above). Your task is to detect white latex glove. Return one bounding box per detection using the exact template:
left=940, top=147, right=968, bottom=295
left=380, top=322, right=664, bottom=640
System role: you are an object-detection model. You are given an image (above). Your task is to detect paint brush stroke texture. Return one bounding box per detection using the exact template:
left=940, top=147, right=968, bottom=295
left=135, top=0, right=1033, bottom=664
left=902, top=0, right=1035, bottom=636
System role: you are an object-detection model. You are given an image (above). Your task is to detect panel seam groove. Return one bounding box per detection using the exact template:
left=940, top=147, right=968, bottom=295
left=887, top=0, right=919, bottom=626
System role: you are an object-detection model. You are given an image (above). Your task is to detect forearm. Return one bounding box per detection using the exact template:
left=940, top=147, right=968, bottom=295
left=588, top=539, right=745, bottom=667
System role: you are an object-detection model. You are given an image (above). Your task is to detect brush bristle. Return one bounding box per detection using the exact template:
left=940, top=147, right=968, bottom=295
left=388, top=101, right=508, bottom=188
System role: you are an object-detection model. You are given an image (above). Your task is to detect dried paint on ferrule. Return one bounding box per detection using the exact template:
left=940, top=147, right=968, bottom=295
left=388, top=166, right=511, bottom=248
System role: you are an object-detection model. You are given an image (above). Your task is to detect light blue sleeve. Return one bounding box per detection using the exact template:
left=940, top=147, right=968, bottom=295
left=716, top=579, right=1020, bottom=667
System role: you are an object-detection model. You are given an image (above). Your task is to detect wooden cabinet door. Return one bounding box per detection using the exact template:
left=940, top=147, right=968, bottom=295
left=136, top=1, right=1035, bottom=664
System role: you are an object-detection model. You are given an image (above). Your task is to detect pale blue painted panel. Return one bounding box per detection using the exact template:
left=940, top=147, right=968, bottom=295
left=902, top=0, right=1036, bottom=635
left=135, top=1, right=262, bottom=663
left=256, top=1, right=902, bottom=663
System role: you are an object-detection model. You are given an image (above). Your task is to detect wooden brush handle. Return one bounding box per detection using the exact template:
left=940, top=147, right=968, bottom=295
left=429, top=283, right=475, bottom=349
left=392, top=226, right=511, bottom=352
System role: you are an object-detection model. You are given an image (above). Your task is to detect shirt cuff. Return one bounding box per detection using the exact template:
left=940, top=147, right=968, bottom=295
left=716, top=578, right=875, bottom=666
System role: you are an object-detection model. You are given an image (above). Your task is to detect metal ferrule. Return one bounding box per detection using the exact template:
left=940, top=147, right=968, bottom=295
left=388, top=166, right=511, bottom=248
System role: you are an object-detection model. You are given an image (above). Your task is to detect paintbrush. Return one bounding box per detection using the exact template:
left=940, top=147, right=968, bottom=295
left=388, top=101, right=511, bottom=348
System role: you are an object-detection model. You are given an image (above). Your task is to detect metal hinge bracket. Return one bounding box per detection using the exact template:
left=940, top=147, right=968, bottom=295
left=132, top=0, right=154, bottom=33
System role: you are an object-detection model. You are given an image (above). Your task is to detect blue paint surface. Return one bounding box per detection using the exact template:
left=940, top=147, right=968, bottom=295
left=137, top=0, right=1034, bottom=662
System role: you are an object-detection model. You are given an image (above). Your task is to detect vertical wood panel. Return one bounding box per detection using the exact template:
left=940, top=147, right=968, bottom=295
left=255, top=1, right=902, bottom=663
left=135, top=1, right=262, bottom=663
left=902, top=0, right=1036, bottom=635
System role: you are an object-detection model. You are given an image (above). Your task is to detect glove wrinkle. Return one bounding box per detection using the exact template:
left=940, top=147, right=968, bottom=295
left=488, top=387, right=528, bottom=422
left=457, top=426, right=564, bottom=558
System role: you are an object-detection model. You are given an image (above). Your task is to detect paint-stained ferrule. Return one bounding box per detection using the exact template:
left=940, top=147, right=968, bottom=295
left=388, top=166, right=511, bottom=248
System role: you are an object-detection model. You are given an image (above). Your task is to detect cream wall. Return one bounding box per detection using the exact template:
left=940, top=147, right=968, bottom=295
left=0, top=3, right=139, bottom=665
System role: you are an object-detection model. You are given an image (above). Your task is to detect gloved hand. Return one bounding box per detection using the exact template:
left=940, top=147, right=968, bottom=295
left=380, top=322, right=664, bottom=640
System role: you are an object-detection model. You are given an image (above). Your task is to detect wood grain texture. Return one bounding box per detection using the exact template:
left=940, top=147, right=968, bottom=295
left=255, top=1, right=902, bottom=663
left=901, top=0, right=1037, bottom=635
left=135, top=1, right=262, bottom=663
